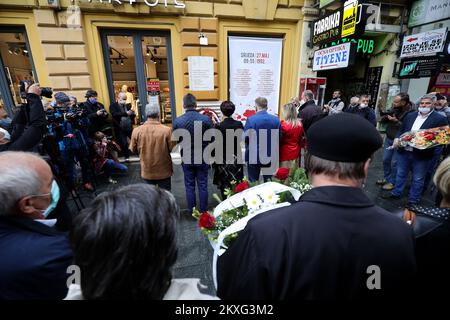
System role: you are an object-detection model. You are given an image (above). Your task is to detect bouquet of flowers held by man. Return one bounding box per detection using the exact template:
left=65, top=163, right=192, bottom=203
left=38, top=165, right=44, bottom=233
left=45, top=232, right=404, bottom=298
left=398, top=126, right=450, bottom=150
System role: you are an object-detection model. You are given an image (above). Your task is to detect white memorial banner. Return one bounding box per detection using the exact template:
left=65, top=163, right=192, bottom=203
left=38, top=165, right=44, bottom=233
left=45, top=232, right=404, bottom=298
left=188, top=56, right=214, bottom=91
left=228, top=36, right=283, bottom=120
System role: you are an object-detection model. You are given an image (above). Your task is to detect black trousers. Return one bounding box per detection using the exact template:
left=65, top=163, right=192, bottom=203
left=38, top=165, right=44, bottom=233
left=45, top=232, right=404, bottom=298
left=116, top=128, right=132, bottom=158
left=144, top=177, right=172, bottom=191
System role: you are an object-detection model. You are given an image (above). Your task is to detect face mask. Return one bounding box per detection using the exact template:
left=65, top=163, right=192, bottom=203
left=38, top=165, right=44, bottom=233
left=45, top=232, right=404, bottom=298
left=0, top=127, right=10, bottom=141
left=299, top=99, right=305, bottom=105
left=419, top=107, right=431, bottom=114
left=89, top=97, right=97, bottom=104
left=359, top=104, right=368, bottom=108
left=36, top=180, right=60, bottom=218
left=119, top=100, right=126, bottom=105
left=435, top=105, right=443, bottom=110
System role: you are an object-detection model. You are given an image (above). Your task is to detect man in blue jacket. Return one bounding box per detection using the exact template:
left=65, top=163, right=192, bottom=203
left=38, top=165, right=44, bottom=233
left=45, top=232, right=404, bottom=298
left=387, top=94, right=449, bottom=205
left=244, top=97, right=280, bottom=182
left=0, top=152, right=73, bottom=300
left=173, top=94, right=213, bottom=214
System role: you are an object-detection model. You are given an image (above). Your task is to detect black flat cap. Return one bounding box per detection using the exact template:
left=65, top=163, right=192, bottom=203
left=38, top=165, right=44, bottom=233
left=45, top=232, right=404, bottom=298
left=85, top=89, right=98, bottom=98
left=306, top=113, right=382, bottom=162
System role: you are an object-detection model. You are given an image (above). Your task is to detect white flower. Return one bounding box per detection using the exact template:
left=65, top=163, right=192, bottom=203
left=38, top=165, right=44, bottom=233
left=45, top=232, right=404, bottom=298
left=261, top=191, right=280, bottom=206
left=245, top=195, right=262, bottom=213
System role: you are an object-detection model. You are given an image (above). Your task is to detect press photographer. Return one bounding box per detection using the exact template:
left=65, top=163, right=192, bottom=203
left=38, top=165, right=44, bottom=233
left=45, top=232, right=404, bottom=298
left=83, top=89, right=109, bottom=137
left=6, top=81, right=52, bottom=152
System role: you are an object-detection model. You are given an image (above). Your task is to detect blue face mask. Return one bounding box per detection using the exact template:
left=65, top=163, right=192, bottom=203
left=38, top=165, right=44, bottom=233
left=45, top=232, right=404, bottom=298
left=89, top=97, right=97, bottom=104
left=38, top=180, right=60, bottom=218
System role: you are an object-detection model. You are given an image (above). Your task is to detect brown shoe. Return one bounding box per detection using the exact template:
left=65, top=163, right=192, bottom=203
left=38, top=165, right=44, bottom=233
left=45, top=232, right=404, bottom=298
left=376, top=179, right=387, bottom=185
left=382, top=182, right=395, bottom=191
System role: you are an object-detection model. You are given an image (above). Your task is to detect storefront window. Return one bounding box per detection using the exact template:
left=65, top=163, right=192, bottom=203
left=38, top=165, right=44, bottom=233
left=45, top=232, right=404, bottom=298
left=0, top=30, right=35, bottom=113
left=141, top=36, right=172, bottom=124
left=107, top=35, right=140, bottom=120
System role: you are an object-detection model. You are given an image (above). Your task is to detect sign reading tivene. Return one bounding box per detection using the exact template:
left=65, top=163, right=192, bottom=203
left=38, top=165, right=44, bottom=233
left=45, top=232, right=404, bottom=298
left=312, top=42, right=354, bottom=71
left=400, top=28, right=447, bottom=58
left=398, top=57, right=442, bottom=79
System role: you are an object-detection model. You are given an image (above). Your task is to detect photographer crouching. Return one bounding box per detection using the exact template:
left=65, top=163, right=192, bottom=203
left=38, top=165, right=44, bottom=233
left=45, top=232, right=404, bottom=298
left=3, top=82, right=51, bottom=152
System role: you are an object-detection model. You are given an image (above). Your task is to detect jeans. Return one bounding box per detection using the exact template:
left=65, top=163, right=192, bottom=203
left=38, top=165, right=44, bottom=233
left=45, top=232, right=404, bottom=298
left=423, top=147, right=443, bottom=194
left=182, top=163, right=209, bottom=214
left=103, top=159, right=128, bottom=178
left=61, top=149, right=91, bottom=189
left=383, top=137, right=397, bottom=184
left=392, top=151, right=430, bottom=204
left=247, top=164, right=273, bottom=183
left=144, top=177, right=172, bottom=191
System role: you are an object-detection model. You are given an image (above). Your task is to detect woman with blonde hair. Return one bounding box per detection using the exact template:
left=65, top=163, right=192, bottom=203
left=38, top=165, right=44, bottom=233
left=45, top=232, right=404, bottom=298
left=279, top=102, right=303, bottom=169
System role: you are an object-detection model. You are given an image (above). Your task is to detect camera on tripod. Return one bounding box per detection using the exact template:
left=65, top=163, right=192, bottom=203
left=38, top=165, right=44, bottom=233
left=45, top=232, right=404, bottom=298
left=19, top=80, right=53, bottom=99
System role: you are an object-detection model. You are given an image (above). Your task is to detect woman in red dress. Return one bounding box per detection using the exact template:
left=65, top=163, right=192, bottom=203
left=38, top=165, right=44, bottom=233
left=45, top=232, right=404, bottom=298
left=280, top=102, right=304, bottom=169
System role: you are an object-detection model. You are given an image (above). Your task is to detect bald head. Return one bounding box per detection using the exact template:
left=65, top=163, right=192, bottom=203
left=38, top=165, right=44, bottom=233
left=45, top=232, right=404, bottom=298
left=0, top=152, right=53, bottom=217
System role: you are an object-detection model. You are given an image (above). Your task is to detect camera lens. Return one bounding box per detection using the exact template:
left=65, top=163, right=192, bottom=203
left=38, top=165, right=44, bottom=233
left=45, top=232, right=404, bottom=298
left=41, top=87, right=53, bottom=99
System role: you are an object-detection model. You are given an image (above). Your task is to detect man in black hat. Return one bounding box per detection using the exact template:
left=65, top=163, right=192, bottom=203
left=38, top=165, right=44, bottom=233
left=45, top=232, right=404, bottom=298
left=82, top=89, right=108, bottom=137
left=217, top=113, right=416, bottom=300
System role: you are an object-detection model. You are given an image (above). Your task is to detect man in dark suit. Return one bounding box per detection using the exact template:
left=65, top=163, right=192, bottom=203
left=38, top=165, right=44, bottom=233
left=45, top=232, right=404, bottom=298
left=0, top=152, right=73, bottom=300
left=388, top=94, right=449, bottom=205
left=244, top=97, right=280, bottom=182
left=298, top=90, right=323, bottom=133
left=110, top=92, right=135, bottom=161
left=83, top=89, right=108, bottom=137
left=217, top=113, right=417, bottom=300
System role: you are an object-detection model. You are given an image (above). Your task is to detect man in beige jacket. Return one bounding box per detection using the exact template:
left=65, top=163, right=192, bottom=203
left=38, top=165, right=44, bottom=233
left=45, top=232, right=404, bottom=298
left=129, top=103, right=174, bottom=191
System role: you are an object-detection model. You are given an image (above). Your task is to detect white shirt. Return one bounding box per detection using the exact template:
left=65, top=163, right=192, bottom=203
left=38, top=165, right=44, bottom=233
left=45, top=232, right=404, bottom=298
left=411, top=111, right=432, bottom=131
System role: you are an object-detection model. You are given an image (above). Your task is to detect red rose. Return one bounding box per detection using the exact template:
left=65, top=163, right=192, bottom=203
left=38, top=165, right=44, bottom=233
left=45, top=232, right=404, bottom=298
left=198, top=212, right=215, bottom=229
left=275, top=168, right=290, bottom=181
left=234, top=181, right=250, bottom=193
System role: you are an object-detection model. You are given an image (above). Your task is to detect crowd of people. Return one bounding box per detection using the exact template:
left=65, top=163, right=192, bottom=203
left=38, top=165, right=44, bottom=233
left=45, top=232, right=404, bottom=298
left=0, top=81, right=449, bottom=300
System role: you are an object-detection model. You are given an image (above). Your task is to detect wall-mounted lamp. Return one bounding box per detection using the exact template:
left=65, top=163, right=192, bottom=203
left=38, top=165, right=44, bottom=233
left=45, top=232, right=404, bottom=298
left=199, top=33, right=208, bottom=46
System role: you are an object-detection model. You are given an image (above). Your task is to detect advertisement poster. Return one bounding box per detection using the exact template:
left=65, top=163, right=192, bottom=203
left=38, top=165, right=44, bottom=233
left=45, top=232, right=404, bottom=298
left=228, top=36, right=283, bottom=120
left=398, top=56, right=442, bottom=79
left=312, top=42, right=354, bottom=71
left=400, top=28, right=447, bottom=58
left=188, top=56, right=214, bottom=91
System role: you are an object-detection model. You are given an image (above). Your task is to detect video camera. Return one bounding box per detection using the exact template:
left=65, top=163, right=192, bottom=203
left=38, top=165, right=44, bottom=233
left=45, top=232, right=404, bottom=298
left=19, top=80, right=53, bottom=99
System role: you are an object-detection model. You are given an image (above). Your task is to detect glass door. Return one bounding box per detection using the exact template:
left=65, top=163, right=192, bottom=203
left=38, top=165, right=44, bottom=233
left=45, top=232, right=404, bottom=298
left=101, top=30, right=176, bottom=125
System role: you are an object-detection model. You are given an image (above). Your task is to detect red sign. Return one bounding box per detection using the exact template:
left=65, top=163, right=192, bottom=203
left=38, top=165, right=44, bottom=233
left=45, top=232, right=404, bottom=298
left=147, top=79, right=160, bottom=93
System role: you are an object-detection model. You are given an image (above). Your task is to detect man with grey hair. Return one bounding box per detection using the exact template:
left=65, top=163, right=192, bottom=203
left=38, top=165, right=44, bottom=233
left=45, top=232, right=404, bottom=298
left=172, top=93, right=213, bottom=214
left=218, top=113, right=416, bottom=299
left=244, top=96, right=280, bottom=182
left=298, top=90, right=323, bottom=133
left=129, top=103, right=173, bottom=191
left=387, top=93, right=449, bottom=204
left=110, top=92, right=135, bottom=162
left=0, top=151, right=72, bottom=299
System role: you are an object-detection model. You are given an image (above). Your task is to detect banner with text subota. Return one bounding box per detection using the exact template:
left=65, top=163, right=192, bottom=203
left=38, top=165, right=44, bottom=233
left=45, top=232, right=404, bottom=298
left=229, top=37, right=283, bottom=122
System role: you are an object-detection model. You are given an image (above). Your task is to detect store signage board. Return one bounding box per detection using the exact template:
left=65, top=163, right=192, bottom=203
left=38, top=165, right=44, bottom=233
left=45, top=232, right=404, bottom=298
left=320, top=0, right=335, bottom=8
left=365, top=66, right=383, bottom=109
left=86, top=0, right=185, bottom=8
left=400, top=28, right=447, bottom=58
left=342, top=0, right=359, bottom=38
left=312, top=9, right=343, bottom=46
left=398, top=56, right=442, bottom=79
left=228, top=36, right=283, bottom=118
left=324, top=37, right=374, bottom=54
left=312, top=42, right=354, bottom=71
left=188, top=56, right=214, bottom=91
left=408, top=0, right=450, bottom=28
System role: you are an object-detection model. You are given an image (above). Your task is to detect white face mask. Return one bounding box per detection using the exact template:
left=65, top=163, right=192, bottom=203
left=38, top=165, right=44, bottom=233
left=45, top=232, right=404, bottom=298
left=299, top=99, right=305, bottom=105
left=419, top=107, right=431, bottom=114
left=359, top=104, right=368, bottom=108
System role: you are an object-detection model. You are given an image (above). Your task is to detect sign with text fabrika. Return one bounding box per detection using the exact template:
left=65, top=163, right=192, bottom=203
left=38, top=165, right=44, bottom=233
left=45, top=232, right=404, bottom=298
left=228, top=36, right=283, bottom=118
left=312, top=42, right=354, bottom=71
left=400, top=28, right=447, bottom=58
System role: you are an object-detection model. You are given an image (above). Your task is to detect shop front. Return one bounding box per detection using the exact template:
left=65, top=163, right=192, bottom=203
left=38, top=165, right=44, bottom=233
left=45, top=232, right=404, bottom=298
left=0, top=0, right=308, bottom=123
